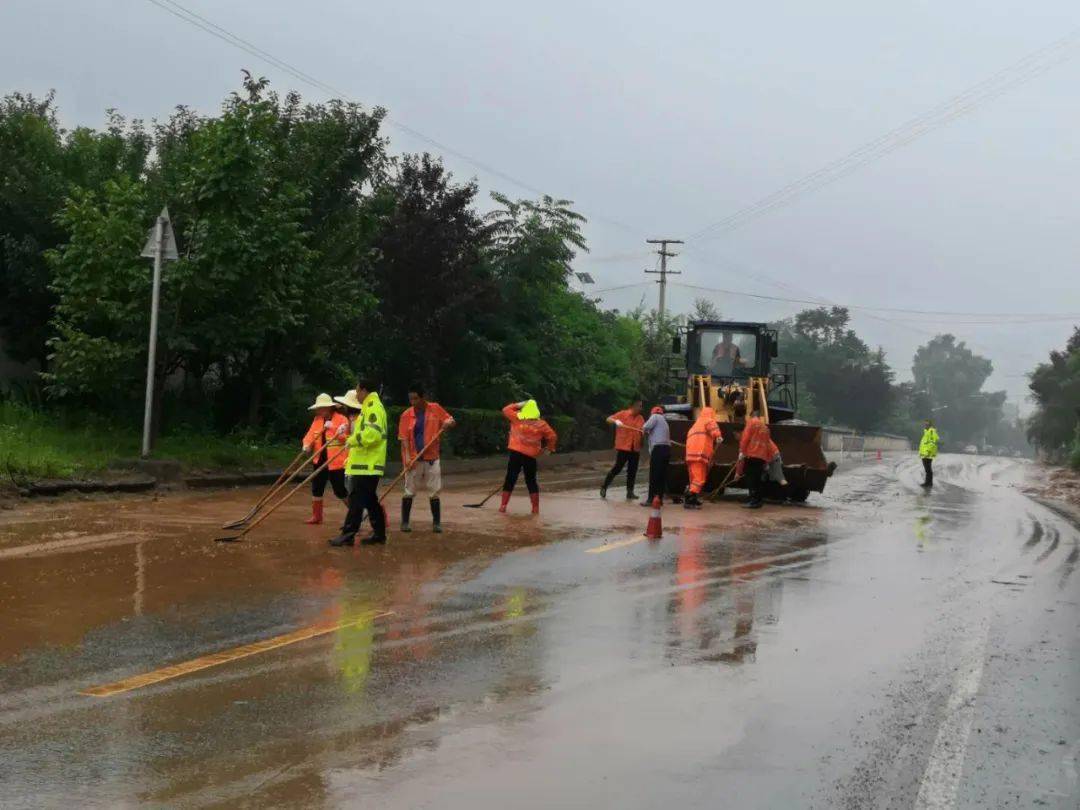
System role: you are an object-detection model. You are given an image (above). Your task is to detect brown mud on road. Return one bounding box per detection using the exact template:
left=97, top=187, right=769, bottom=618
left=0, top=460, right=817, bottom=664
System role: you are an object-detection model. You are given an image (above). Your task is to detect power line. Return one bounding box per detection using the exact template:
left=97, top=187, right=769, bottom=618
left=144, top=0, right=1075, bottom=351
left=686, top=30, right=1080, bottom=242
left=143, top=0, right=642, bottom=236
left=667, top=281, right=1080, bottom=320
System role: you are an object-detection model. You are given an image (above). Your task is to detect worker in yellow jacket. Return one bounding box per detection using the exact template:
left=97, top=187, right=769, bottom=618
left=919, top=419, right=939, bottom=489
left=329, top=379, right=388, bottom=547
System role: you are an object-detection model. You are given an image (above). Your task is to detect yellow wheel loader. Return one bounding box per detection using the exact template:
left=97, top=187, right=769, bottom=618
left=662, top=321, right=835, bottom=501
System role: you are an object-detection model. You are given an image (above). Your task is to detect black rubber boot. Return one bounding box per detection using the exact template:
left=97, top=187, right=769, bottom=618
left=626, top=490, right=637, bottom=501
left=328, top=534, right=355, bottom=547
left=400, top=496, right=413, bottom=532
left=360, top=534, right=387, bottom=545
left=599, top=482, right=609, bottom=499
left=430, top=497, right=442, bottom=533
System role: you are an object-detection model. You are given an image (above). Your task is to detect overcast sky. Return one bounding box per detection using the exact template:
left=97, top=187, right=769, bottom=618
left=4, top=0, right=1079, bottom=408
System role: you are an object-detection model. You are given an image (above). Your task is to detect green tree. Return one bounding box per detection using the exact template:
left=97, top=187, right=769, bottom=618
left=911, top=334, right=1005, bottom=448
left=44, top=178, right=151, bottom=401
left=775, top=307, right=895, bottom=431
left=0, top=94, right=149, bottom=370
left=46, top=75, right=382, bottom=433
left=477, top=193, right=634, bottom=413
left=1027, top=327, right=1080, bottom=463
left=367, top=153, right=495, bottom=400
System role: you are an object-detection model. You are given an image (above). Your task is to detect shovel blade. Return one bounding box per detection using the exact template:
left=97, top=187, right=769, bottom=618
left=213, top=534, right=243, bottom=543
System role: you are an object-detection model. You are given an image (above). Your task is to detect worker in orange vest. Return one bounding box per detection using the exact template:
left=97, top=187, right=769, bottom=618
left=739, top=408, right=774, bottom=509
left=600, top=397, right=644, bottom=500
left=500, top=399, right=558, bottom=514
left=397, top=384, right=455, bottom=533
left=302, top=393, right=351, bottom=524
left=684, top=407, right=723, bottom=509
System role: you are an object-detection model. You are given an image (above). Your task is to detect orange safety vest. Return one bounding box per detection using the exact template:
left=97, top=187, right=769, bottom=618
left=303, top=412, right=350, bottom=471
left=685, top=408, right=723, bottom=464
left=739, top=417, right=774, bottom=462
left=398, top=402, right=454, bottom=462
left=503, top=404, right=558, bottom=458
left=610, top=409, right=644, bottom=452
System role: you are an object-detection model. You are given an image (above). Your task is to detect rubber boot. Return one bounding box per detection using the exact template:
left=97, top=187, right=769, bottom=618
left=499, top=491, right=511, bottom=513
left=430, top=497, right=442, bottom=533
left=530, top=492, right=540, bottom=515
left=400, top=496, right=413, bottom=532
left=328, top=533, right=355, bottom=547
left=306, top=499, right=324, bottom=525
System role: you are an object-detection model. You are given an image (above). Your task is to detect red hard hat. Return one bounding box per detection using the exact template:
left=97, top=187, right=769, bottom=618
left=651, top=406, right=664, bottom=415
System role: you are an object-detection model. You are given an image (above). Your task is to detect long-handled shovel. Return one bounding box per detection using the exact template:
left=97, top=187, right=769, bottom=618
left=221, top=447, right=311, bottom=529
left=214, top=444, right=350, bottom=543
left=707, top=461, right=740, bottom=501
left=624, top=424, right=686, bottom=448
left=463, top=485, right=503, bottom=510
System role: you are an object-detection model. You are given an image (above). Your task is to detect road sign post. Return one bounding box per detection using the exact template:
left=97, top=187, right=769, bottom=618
left=140, top=208, right=179, bottom=458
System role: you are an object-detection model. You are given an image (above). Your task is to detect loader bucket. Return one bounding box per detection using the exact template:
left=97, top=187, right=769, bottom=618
left=664, top=420, right=832, bottom=500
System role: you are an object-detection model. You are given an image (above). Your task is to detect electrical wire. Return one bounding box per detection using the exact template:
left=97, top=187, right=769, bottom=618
left=686, top=30, right=1080, bottom=242
left=144, top=0, right=643, bottom=236
left=666, top=281, right=1080, bottom=321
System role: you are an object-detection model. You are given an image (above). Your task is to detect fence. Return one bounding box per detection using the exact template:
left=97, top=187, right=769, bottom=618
left=821, top=427, right=910, bottom=454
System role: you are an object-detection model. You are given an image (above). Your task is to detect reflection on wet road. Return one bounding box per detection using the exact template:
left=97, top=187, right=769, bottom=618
left=1, top=456, right=1078, bottom=808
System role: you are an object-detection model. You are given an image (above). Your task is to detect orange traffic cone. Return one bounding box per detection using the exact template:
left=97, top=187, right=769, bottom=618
left=644, top=497, right=663, bottom=539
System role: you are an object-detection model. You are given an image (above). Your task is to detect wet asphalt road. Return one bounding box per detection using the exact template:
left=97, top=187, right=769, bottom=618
left=1, top=455, right=1078, bottom=808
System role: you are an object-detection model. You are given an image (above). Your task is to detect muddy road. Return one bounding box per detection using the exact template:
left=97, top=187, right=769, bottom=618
left=1, top=456, right=1077, bottom=808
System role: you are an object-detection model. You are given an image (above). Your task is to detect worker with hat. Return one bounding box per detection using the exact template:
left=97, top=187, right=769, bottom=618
left=332, top=389, right=363, bottom=495
left=600, top=397, right=645, bottom=500
left=500, top=399, right=558, bottom=514
left=684, top=407, right=723, bottom=509
left=301, top=393, right=351, bottom=524
left=641, top=405, right=672, bottom=506
left=329, top=379, right=388, bottom=547
left=397, top=384, right=456, bottom=533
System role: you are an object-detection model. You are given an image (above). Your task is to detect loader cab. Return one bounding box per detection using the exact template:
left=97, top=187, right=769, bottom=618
left=684, top=321, right=777, bottom=381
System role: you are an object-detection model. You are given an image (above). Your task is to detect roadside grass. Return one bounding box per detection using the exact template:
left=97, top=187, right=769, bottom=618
left=0, top=401, right=296, bottom=480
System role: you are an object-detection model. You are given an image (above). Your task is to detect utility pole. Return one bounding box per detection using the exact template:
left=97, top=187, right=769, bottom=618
left=139, top=207, right=179, bottom=458
left=645, top=238, right=683, bottom=319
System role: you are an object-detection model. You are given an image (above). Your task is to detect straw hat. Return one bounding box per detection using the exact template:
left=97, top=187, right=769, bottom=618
left=308, top=392, right=336, bottom=411
left=333, top=390, right=363, bottom=411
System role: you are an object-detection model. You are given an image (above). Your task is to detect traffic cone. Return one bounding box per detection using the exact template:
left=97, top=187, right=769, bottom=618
left=876, top=449, right=882, bottom=461
left=644, top=497, right=663, bottom=539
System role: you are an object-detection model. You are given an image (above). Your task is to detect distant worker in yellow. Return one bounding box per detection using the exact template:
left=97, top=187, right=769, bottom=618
left=329, top=379, right=388, bottom=547
left=919, top=418, right=939, bottom=489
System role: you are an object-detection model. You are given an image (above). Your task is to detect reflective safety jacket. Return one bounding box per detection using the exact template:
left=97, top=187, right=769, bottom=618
left=686, top=408, right=723, bottom=464
left=303, top=412, right=350, bottom=471
left=919, top=427, right=939, bottom=459
left=739, top=416, right=774, bottom=462
left=398, top=402, right=454, bottom=463
left=503, top=403, right=558, bottom=458
left=609, top=408, right=645, bottom=452
left=346, top=392, right=388, bottom=476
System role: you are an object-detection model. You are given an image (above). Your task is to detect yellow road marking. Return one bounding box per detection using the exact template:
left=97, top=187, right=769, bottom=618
left=586, top=534, right=656, bottom=554
left=80, top=610, right=394, bottom=697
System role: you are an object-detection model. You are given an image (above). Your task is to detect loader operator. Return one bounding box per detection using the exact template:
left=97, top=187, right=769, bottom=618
left=710, top=332, right=743, bottom=376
